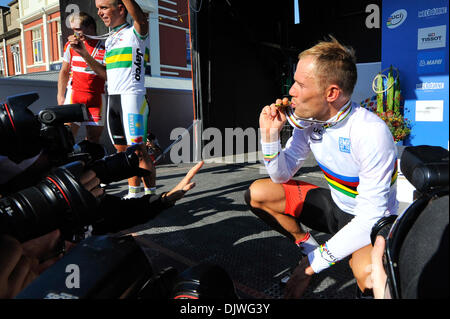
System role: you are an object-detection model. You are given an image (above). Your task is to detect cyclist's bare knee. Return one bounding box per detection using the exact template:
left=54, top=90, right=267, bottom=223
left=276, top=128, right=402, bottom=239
left=246, top=178, right=285, bottom=214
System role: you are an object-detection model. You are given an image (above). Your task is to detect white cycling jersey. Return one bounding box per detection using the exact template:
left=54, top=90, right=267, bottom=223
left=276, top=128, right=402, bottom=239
left=104, top=23, right=149, bottom=95
left=261, top=101, right=399, bottom=273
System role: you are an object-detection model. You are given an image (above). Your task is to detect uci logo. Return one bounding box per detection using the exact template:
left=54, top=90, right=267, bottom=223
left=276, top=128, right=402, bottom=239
left=311, top=127, right=323, bottom=141
left=387, top=9, right=407, bottom=29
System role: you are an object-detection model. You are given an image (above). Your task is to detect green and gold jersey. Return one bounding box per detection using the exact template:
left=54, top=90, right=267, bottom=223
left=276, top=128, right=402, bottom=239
left=104, top=23, right=149, bottom=95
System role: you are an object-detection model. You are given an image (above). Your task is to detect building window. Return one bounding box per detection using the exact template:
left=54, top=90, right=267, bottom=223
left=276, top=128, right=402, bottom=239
left=12, top=44, right=21, bottom=74
left=57, top=22, right=63, bottom=58
left=32, top=28, right=43, bottom=63
left=186, top=31, right=191, bottom=66
left=0, top=50, right=4, bottom=76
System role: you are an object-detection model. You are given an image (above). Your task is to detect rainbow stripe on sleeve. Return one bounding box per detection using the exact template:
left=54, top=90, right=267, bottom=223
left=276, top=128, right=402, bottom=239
left=263, top=152, right=280, bottom=163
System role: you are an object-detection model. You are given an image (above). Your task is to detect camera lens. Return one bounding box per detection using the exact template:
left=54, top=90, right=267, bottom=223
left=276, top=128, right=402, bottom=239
left=0, top=101, right=42, bottom=163
left=0, top=162, right=98, bottom=242
left=89, top=146, right=142, bottom=184
left=370, top=215, right=397, bottom=246
left=171, top=264, right=238, bottom=299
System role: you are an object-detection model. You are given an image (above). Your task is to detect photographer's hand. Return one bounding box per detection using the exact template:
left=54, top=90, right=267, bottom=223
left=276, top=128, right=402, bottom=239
left=366, top=235, right=389, bottom=299
left=80, top=170, right=104, bottom=198
left=21, top=229, right=75, bottom=275
left=0, top=230, right=75, bottom=298
left=162, top=161, right=204, bottom=205
left=0, top=235, right=39, bottom=298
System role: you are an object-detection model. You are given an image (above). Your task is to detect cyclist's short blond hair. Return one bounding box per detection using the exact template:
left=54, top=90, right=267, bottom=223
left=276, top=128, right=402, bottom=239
left=299, top=36, right=357, bottom=97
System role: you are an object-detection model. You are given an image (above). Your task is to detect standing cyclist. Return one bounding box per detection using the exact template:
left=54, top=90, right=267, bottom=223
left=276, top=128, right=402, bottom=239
left=68, top=0, right=155, bottom=198
left=58, top=12, right=106, bottom=144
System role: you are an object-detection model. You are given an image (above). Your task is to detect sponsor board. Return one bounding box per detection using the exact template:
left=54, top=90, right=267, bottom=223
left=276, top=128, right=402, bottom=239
left=417, top=25, right=447, bottom=50
left=415, top=100, right=444, bottom=122
left=418, top=6, right=448, bottom=18
left=416, top=81, right=445, bottom=91
left=417, top=50, right=446, bottom=74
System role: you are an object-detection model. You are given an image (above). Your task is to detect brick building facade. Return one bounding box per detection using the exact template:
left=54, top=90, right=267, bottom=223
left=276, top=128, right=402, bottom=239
left=0, top=0, right=191, bottom=79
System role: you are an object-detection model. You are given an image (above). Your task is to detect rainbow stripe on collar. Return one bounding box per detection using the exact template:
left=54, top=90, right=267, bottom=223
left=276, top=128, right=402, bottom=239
left=285, top=108, right=309, bottom=129
left=323, top=101, right=352, bottom=129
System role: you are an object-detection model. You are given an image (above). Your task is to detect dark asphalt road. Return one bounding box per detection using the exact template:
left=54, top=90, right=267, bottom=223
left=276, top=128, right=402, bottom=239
left=106, top=153, right=393, bottom=299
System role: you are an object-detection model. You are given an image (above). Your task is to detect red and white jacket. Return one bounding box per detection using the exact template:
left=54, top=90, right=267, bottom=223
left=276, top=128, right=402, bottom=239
left=62, top=39, right=106, bottom=94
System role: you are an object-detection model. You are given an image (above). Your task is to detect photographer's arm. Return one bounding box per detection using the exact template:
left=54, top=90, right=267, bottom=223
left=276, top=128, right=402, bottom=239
left=92, top=161, right=204, bottom=234
left=161, top=161, right=204, bottom=205
left=92, top=193, right=172, bottom=234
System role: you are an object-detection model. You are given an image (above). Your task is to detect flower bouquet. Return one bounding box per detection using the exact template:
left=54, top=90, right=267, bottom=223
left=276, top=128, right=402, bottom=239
left=362, top=65, right=411, bottom=143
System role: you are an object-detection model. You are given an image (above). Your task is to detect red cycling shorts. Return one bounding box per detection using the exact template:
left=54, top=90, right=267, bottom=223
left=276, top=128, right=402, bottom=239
left=64, top=88, right=105, bottom=126
left=282, top=180, right=319, bottom=218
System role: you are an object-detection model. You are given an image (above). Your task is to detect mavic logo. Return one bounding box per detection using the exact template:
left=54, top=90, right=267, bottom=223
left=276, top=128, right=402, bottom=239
left=419, top=58, right=443, bottom=66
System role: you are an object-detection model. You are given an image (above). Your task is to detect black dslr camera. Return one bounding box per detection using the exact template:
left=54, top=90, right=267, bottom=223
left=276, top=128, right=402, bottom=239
left=0, top=92, right=149, bottom=242
left=1, top=91, right=84, bottom=165
left=1, top=92, right=238, bottom=300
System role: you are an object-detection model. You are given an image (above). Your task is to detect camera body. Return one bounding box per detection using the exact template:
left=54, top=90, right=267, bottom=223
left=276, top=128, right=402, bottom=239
left=0, top=92, right=148, bottom=242
left=15, top=233, right=238, bottom=299
left=2, top=92, right=238, bottom=299
left=370, top=145, right=449, bottom=298
left=0, top=92, right=87, bottom=165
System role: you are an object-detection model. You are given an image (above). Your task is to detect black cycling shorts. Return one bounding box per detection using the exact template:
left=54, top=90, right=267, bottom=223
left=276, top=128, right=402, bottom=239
left=107, top=94, right=149, bottom=146
left=300, top=187, right=355, bottom=235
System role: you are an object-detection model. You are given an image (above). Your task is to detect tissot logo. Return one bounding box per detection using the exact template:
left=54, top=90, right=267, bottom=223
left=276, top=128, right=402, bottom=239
left=423, top=32, right=442, bottom=42
left=387, top=9, right=407, bottom=29
left=418, top=25, right=447, bottom=50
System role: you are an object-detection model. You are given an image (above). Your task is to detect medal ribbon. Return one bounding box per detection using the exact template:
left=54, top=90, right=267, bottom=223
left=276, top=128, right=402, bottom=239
left=82, top=23, right=129, bottom=40
left=285, top=100, right=352, bottom=130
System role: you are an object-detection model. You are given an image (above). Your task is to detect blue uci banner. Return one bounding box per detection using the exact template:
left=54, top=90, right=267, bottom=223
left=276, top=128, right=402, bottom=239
left=382, top=0, right=449, bottom=149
